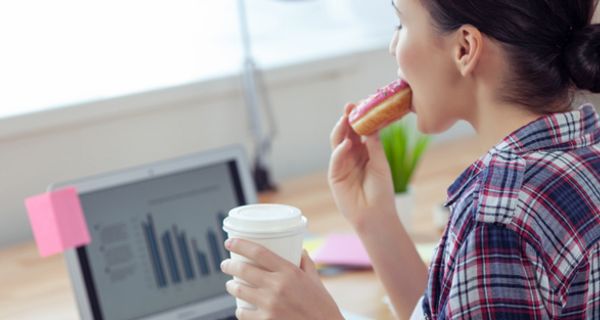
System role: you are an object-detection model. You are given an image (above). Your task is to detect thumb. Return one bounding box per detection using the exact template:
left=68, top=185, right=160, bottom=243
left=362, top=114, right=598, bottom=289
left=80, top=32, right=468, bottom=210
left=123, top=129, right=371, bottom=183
left=364, top=131, right=387, bottom=163
left=300, top=249, right=319, bottom=278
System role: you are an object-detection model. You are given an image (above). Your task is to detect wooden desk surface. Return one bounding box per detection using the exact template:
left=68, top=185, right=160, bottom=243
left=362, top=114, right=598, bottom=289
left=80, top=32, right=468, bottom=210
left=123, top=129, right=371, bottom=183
left=0, top=137, right=482, bottom=320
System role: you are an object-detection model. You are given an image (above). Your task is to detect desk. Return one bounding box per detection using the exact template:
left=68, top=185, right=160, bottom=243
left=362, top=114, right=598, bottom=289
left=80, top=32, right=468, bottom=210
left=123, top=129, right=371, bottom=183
left=0, top=137, right=482, bottom=320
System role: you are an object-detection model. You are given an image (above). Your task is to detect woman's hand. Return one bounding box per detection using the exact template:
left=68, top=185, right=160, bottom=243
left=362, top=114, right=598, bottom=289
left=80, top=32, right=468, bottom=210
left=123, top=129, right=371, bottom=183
left=220, top=239, right=343, bottom=320
left=328, top=103, right=397, bottom=227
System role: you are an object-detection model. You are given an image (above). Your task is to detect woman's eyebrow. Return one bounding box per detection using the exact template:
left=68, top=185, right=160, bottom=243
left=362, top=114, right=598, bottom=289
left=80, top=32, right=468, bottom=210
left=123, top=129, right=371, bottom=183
left=391, top=0, right=402, bottom=15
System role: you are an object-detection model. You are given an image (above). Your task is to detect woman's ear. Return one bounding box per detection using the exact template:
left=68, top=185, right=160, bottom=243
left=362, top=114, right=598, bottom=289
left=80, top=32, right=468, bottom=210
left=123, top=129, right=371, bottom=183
left=453, top=25, right=483, bottom=76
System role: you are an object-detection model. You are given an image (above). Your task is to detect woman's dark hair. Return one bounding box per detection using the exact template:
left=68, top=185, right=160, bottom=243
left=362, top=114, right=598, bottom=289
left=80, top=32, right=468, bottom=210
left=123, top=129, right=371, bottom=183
left=421, top=0, right=600, bottom=113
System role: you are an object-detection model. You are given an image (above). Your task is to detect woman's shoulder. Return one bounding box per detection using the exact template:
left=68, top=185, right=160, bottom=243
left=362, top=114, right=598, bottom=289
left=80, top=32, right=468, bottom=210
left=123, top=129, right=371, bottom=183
left=519, top=142, right=600, bottom=201
left=454, top=142, right=600, bottom=298
left=447, top=105, right=600, bottom=241
left=466, top=138, right=600, bottom=279
left=474, top=137, right=600, bottom=241
left=517, top=133, right=600, bottom=216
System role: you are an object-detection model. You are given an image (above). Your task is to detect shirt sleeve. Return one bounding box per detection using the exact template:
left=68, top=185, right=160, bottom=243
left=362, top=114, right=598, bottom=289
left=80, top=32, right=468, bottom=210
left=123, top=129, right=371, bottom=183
left=442, top=223, right=554, bottom=319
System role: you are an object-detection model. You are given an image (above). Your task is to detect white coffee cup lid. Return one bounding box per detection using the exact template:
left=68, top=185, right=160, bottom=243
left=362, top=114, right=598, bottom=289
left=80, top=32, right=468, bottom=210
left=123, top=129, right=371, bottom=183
left=224, top=204, right=306, bottom=234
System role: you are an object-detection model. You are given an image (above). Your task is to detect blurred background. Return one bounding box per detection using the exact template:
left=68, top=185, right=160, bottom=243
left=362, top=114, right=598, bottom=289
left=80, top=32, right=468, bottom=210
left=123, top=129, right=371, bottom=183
left=1, top=0, right=599, bottom=248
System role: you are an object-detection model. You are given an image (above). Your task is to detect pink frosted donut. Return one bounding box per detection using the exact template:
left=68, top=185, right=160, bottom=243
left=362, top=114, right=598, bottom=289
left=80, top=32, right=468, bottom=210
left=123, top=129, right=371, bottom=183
left=349, top=80, right=412, bottom=136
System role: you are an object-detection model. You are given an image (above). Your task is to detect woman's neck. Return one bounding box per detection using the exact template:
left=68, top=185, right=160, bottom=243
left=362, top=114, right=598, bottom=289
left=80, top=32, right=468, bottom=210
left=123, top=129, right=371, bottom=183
left=470, top=102, right=544, bottom=153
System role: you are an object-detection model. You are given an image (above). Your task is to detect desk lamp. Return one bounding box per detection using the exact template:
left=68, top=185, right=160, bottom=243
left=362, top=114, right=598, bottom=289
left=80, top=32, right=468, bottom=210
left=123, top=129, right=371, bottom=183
left=236, top=0, right=311, bottom=192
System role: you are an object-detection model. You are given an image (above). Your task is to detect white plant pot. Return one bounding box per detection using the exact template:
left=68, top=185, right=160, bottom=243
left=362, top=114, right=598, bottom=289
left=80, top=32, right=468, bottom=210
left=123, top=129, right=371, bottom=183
left=394, top=188, right=414, bottom=229
left=432, top=203, right=451, bottom=232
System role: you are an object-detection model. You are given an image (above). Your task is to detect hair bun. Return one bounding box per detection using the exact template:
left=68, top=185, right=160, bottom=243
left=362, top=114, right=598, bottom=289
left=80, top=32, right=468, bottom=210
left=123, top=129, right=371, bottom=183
left=565, top=24, right=600, bottom=93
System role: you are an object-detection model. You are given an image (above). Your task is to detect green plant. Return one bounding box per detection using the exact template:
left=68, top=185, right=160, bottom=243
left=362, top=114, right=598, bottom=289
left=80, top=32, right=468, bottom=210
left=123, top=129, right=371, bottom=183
left=380, top=118, right=431, bottom=194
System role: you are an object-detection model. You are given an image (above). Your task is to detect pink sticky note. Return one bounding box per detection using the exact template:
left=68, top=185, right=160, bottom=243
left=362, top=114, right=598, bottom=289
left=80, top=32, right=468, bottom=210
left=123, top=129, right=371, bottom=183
left=25, top=187, right=91, bottom=257
left=313, top=233, right=371, bottom=268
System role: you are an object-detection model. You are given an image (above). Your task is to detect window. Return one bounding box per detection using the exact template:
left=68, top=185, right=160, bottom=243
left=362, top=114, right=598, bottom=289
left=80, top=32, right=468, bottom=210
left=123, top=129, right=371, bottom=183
left=0, top=0, right=395, bottom=120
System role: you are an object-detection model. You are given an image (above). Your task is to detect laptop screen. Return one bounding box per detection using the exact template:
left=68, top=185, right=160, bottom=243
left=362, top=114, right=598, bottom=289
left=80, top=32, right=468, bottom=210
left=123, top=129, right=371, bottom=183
left=75, top=161, right=245, bottom=320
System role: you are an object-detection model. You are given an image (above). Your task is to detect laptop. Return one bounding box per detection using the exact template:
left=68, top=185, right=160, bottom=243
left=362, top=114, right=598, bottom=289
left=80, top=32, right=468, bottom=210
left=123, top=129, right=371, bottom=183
left=51, top=145, right=257, bottom=320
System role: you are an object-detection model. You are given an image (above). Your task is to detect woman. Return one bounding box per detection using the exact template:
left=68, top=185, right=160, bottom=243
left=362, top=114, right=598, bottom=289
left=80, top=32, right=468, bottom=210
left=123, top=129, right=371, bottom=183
left=220, top=0, right=600, bottom=318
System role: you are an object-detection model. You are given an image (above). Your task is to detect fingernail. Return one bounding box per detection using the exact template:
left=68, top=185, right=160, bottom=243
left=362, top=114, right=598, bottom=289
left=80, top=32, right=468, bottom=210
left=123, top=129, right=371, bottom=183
left=220, top=259, right=229, bottom=270
left=224, top=239, right=233, bottom=249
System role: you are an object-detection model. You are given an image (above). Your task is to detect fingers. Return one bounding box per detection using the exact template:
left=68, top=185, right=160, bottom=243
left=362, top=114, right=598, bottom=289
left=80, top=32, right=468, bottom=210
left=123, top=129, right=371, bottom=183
left=330, top=114, right=350, bottom=150
left=225, top=280, right=261, bottom=308
left=221, top=259, right=268, bottom=286
left=299, top=249, right=319, bottom=279
left=328, top=138, right=353, bottom=182
left=344, top=103, right=356, bottom=116
left=235, top=307, right=264, bottom=320
left=364, top=132, right=387, bottom=163
left=225, top=239, right=294, bottom=272
left=344, top=104, right=363, bottom=145
left=330, top=103, right=360, bottom=150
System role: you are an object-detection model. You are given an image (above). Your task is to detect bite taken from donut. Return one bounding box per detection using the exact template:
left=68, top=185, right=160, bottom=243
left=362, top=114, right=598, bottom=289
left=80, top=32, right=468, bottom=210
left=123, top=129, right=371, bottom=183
left=349, top=79, right=412, bottom=136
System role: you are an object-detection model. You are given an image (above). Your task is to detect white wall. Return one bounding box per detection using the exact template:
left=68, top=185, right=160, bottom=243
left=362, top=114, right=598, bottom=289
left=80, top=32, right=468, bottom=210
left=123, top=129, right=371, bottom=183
left=0, top=48, right=475, bottom=248
left=2, top=47, right=598, bottom=248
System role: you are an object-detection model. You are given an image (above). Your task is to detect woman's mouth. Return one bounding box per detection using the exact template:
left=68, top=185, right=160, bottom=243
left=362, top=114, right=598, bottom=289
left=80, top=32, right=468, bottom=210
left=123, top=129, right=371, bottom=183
left=398, top=76, right=415, bottom=113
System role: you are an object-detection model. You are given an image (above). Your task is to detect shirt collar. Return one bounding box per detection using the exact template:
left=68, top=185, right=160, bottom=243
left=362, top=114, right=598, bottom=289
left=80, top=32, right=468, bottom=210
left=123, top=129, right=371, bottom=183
left=445, top=104, right=600, bottom=207
left=502, top=104, right=600, bottom=154
left=444, top=155, right=486, bottom=207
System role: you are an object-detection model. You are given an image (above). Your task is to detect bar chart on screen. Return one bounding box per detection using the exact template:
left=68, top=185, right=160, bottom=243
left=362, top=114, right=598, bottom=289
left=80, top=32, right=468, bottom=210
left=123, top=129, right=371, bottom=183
left=141, top=212, right=229, bottom=289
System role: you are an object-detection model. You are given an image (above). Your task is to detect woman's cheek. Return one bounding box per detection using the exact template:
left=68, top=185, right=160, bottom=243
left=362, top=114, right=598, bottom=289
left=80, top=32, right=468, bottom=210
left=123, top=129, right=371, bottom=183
left=395, top=35, right=414, bottom=80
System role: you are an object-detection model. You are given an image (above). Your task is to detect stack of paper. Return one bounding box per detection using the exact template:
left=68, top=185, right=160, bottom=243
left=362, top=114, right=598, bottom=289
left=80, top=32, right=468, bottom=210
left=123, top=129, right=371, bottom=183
left=305, top=233, right=438, bottom=268
left=312, top=234, right=371, bottom=268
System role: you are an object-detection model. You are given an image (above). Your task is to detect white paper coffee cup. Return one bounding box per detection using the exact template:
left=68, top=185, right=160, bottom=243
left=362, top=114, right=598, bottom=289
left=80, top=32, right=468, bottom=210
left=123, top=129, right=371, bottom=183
left=223, top=204, right=307, bottom=310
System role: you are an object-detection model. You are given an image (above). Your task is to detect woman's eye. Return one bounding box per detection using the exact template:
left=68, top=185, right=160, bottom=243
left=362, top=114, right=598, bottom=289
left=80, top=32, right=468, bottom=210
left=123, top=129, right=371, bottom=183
left=396, top=24, right=403, bottom=30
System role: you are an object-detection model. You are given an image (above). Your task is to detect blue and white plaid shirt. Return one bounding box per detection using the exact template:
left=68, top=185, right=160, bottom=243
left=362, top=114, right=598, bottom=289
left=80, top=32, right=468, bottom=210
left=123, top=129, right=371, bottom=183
left=423, top=104, right=600, bottom=319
